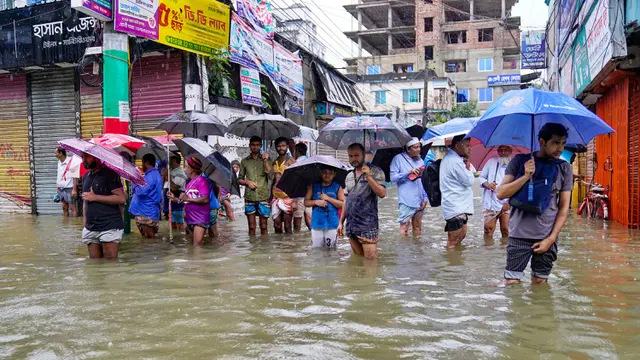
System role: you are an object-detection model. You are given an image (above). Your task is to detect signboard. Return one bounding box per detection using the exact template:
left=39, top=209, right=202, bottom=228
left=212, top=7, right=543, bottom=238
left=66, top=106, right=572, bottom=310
left=273, top=42, right=303, bottom=96
left=233, top=0, right=275, bottom=39
left=487, top=74, right=521, bottom=86
left=316, top=102, right=356, bottom=117
left=284, top=92, right=304, bottom=115
left=229, top=12, right=275, bottom=80
left=114, top=0, right=230, bottom=56
left=71, top=0, right=113, bottom=21
left=240, top=66, right=263, bottom=107
left=521, top=30, right=546, bottom=69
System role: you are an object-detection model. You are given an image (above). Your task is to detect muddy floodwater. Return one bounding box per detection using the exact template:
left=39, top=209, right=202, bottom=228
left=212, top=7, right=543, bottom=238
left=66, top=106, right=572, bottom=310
left=1, top=187, right=640, bottom=359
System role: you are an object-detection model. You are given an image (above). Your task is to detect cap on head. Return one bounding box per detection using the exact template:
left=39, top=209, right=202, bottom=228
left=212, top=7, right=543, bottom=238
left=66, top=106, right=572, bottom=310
left=406, top=137, right=420, bottom=148
left=187, top=156, right=203, bottom=171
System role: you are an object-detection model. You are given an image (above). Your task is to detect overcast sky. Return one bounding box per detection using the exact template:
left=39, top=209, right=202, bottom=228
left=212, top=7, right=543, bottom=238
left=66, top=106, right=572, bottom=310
left=270, top=0, right=549, bottom=68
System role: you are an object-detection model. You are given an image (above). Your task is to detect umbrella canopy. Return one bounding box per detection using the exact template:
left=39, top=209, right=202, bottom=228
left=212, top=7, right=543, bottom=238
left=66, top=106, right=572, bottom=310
left=469, top=141, right=529, bottom=171
left=294, top=125, right=319, bottom=142
left=134, top=135, right=168, bottom=161
left=228, top=114, right=300, bottom=140
left=422, top=117, right=479, bottom=144
left=57, top=138, right=146, bottom=186
left=370, top=124, right=430, bottom=182
left=277, top=155, right=349, bottom=198
left=405, top=124, right=425, bottom=138
left=90, top=133, right=146, bottom=156
left=317, top=116, right=412, bottom=150
left=155, top=111, right=228, bottom=137
left=172, top=137, right=238, bottom=194
left=466, top=88, right=614, bottom=150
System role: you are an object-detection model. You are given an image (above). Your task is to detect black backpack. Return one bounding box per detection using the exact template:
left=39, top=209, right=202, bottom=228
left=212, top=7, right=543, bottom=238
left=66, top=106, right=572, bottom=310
left=421, top=159, right=442, bottom=207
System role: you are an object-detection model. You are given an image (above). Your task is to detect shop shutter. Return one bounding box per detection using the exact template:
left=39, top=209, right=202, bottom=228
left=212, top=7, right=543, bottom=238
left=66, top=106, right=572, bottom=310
left=80, top=81, right=103, bottom=138
left=316, top=119, right=349, bottom=163
left=131, top=52, right=183, bottom=133
left=30, top=69, right=78, bottom=215
left=0, top=74, right=31, bottom=213
left=629, top=76, right=640, bottom=228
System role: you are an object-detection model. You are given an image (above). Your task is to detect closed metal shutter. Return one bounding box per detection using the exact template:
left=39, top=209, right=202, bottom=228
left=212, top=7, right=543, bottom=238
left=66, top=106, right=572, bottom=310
left=80, top=81, right=103, bottom=138
left=0, top=74, right=31, bottom=213
left=30, top=69, right=78, bottom=215
left=316, top=119, right=349, bottom=163
left=131, top=52, right=183, bottom=132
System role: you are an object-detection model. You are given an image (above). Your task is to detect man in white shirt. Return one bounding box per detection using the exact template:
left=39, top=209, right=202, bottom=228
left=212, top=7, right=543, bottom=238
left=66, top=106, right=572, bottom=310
left=439, top=135, right=474, bottom=249
left=479, top=146, right=513, bottom=240
left=55, top=147, right=78, bottom=217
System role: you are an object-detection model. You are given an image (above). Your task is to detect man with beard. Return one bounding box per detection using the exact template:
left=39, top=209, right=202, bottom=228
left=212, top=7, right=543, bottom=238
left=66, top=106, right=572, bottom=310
left=479, top=145, right=513, bottom=240
left=239, top=136, right=273, bottom=235
left=390, top=138, right=429, bottom=236
left=439, top=134, right=475, bottom=249
left=271, top=137, right=296, bottom=233
left=80, top=153, right=127, bottom=259
left=337, top=143, right=387, bottom=260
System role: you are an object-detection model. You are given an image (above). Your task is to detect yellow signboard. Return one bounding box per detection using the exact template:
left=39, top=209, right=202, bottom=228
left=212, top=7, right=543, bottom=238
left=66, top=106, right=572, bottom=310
left=156, top=0, right=230, bottom=56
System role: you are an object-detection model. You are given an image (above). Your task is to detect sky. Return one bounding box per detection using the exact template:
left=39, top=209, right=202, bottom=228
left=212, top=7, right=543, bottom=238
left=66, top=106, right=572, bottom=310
left=271, top=0, right=549, bottom=68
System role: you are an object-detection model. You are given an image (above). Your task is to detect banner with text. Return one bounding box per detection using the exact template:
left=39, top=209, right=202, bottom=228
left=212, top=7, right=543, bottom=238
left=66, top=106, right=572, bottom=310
left=521, top=30, right=546, bottom=69
left=229, top=12, right=275, bottom=81
left=487, top=74, right=521, bottom=87
left=240, top=66, right=263, bottom=107
left=274, top=42, right=304, bottom=97
left=71, top=0, right=113, bottom=21
left=233, top=0, right=274, bottom=39
left=114, top=0, right=230, bottom=56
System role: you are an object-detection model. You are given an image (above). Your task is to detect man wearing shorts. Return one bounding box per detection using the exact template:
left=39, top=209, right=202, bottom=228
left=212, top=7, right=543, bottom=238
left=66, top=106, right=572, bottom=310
left=81, top=153, right=127, bottom=259
left=129, top=154, right=163, bottom=238
left=497, top=123, right=572, bottom=285
left=271, top=137, right=296, bottom=234
left=293, top=142, right=311, bottom=231
left=337, top=143, right=387, bottom=260
left=238, top=136, right=273, bottom=236
left=479, top=145, right=513, bottom=240
left=55, top=147, right=78, bottom=217
left=439, top=135, right=475, bottom=249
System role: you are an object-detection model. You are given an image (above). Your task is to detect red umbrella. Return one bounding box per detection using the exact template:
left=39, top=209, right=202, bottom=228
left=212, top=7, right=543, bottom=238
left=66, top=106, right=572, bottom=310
left=469, top=139, right=528, bottom=171
left=91, top=133, right=146, bottom=156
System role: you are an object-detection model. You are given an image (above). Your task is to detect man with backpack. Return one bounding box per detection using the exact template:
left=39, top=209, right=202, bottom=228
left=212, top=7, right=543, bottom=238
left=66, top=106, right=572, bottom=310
left=390, top=137, right=428, bottom=236
left=497, top=123, right=573, bottom=285
left=439, top=134, right=475, bottom=249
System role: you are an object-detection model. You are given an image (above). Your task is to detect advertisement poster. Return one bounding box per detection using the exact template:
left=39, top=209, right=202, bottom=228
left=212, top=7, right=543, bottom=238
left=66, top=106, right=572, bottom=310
left=233, top=0, right=274, bottom=39
left=274, top=42, right=304, bottom=97
left=521, top=30, right=546, bottom=69
left=114, top=0, right=230, bottom=56
left=572, top=0, right=611, bottom=96
left=229, top=12, right=275, bottom=80
left=71, top=0, right=113, bottom=21
left=240, top=66, right=263, bottom=107
left=557, top=0, right=577, bottom=51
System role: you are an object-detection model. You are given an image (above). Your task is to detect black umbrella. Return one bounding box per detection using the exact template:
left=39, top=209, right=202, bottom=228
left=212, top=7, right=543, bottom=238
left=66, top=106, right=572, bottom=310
left=134, top=135, right=168, bottom=161
left=371, top=124, right=431, bottom=182
left=277, top=155, right=349, bottom=198
left=155, top=111, right=228, bottom=138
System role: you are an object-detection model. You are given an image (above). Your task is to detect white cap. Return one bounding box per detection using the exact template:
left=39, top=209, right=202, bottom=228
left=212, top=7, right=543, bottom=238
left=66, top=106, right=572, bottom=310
left=406, top=137, right=420, bottom=147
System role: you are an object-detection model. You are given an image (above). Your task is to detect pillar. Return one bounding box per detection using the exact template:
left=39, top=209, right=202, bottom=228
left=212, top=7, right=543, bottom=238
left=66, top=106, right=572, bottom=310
left=501, top=0, right=506, bottom=19
left=357, top=9, right=362, bottom=31
left=388, top=33, right=393, bottom=54
left=358, top=36, right=362, bottom=57
left=388, top=6, right=392, bottom=28
left=470, top=0, right=474, bottom=20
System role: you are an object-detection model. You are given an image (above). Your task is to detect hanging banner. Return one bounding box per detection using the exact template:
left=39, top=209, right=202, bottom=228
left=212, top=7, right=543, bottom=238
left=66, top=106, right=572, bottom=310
left=229, top=12, right=275, bottom=80
left=274, top=42, right=304, bottom=97
left=233, top=0, right=274, bottom=39
left=240, top=66, right=263, bottom=107
left=114, top=0, right=230, bottom=56
left=284, top=92, right=304, bottom=115
left=521, top=30, right=546, bottom=69
left=71, top=0, right=113, bottom=21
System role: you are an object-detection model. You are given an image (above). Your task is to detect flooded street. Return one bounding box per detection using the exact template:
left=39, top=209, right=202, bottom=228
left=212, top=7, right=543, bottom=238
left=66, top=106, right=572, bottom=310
left=2, top=187, right=640, bottom=359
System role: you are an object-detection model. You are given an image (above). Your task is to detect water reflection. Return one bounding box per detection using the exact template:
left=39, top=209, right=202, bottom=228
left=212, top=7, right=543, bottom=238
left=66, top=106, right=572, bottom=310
left=1, top=187, right=640, bottom=358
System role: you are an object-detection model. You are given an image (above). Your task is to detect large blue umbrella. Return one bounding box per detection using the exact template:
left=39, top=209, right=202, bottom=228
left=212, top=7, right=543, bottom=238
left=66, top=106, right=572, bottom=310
left=466, top=88, right=614, bottom=150
left=422, top=117, right=480, bottom=144
left=317, top=116, right=412, bottom=150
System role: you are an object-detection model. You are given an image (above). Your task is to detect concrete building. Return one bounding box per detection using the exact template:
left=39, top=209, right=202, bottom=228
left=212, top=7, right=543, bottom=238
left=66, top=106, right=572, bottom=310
left=343, top=0, right=521, bottom=113
left=272, top=3, right=327, bottom=60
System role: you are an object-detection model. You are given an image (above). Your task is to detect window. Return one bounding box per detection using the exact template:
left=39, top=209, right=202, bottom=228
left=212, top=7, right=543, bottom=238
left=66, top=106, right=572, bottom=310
left=478, top=28, right=494, bottom=42
left=373, top=91, right=386, bottom=105
left=424, top=17, right=433, bottom=32
left=445, top=31, right=467, bottom=44
left=457, top=89, right=469, bottom=103
left=402, top=89, right=422, bottom=104
left=445, top=60, right=466, bottom=73
left=424, top=46, right=434, bottom=60
left=478, top=88, right=494, bottom=102
left=366, top=65, right=381, bottom=75
left=393, top=63, right=414, bottom=73
left=478, top=58, right=493, bottom=72
left=503, top=58, right=518, bottom=70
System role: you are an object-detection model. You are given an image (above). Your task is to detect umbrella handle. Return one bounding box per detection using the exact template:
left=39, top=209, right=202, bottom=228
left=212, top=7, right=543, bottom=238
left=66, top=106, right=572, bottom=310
left=167, top=146, right=173, bottom=242
left=528, top=117, right=535, bottom=202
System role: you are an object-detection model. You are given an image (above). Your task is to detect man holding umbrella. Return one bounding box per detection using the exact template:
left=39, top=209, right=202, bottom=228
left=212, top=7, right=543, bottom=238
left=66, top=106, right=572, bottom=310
left=129, top=154, right=163, bottom=238
left=238, top=136, right=273, bottom=236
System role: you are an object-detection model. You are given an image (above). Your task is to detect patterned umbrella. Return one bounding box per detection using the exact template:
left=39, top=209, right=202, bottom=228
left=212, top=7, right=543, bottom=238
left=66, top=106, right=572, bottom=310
left=317, top=116, right=412, bottom=150
left=90, top=133, right=146, bottom=156
left=155, top=111, right=228, bottom=137
left=277, top=155, right=349, bottom=198
left=57, top=138, right=146, bottom=186
left=228, top=114, right=300, bottom=140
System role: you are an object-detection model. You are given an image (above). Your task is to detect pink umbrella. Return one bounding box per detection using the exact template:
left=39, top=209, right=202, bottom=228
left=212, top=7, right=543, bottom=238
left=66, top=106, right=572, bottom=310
left=470, top=140, right=529, bottom=171
left=57, top=138, right=146, bottom=186
left=90, top=133, right=146, bottom=156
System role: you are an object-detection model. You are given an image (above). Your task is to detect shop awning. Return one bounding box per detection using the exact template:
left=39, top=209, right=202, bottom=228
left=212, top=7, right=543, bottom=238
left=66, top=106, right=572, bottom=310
left=313, top=62, right=364, bottom=110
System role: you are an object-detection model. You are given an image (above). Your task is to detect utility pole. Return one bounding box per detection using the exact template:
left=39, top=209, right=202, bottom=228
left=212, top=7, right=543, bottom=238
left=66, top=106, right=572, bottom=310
left=422, top=67, right=435, bottom=124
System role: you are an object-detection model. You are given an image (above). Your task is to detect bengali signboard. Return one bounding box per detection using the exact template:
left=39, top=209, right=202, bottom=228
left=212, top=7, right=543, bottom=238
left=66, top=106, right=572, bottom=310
left=71, top=0, right=113, bottom=21
left=240, top=66, right=263, bottom=107
left=521, top=30, right=546, bottom=69
left=229, top=12, right=275, bottom=80
left=487, top=74, right=521, bottom=87
left=233, top=0, right=274, bottom=39
left=114, top=0, right=230, bottom=56
left=274, top=42, right=303, bottom=97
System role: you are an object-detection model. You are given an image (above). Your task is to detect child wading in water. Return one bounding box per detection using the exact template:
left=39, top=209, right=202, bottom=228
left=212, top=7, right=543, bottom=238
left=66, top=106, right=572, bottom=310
left=304, top=166, right=345, bottom=248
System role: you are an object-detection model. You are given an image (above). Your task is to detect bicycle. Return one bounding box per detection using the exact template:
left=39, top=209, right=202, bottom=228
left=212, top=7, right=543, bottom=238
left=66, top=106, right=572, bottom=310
left=576, top=179, right=609, bottom=220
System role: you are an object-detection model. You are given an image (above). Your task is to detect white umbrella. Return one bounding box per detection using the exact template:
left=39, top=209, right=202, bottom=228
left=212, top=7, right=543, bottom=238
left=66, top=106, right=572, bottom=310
left=294, top=126, right=319, bottom=142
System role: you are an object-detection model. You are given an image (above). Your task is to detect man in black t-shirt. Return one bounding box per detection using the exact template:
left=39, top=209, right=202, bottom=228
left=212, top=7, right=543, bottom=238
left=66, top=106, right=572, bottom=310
left=81, top=153, right=127, bottom=259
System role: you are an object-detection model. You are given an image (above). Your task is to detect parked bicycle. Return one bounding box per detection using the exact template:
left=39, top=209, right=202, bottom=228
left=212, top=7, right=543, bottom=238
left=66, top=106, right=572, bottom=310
left=576, top=180, right=609, bottom=220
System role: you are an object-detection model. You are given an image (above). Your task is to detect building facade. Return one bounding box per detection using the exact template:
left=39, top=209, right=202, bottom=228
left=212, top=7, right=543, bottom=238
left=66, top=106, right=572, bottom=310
left=272, top=3, right=327, bottom=60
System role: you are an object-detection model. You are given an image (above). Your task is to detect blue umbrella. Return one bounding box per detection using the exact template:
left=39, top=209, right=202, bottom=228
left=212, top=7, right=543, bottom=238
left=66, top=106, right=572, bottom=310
left=422, top=117, right=480, bottom=144
left=466, top=88, right=614, bottom=150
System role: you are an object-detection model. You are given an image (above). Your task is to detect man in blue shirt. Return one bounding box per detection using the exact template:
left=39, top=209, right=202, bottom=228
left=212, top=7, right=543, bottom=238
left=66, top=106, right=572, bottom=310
left=390, top=137, right=429, bottom=236
left=129, top=154, right=163, bottom=238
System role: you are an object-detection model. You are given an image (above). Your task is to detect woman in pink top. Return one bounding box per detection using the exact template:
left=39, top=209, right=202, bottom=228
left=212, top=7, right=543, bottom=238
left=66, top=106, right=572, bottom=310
left=169, top=157, right=210, bottom=245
